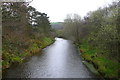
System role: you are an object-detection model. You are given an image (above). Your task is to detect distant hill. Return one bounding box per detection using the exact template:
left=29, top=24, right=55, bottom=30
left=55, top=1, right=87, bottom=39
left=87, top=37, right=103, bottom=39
left=51, top=22, right=64, bottom=30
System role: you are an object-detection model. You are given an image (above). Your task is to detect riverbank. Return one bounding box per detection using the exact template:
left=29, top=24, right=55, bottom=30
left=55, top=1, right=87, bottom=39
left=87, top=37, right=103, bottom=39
left=3, top=38, right=95, bottom=78
left=76, top=42, right=119, bottom=79
left=2, top=37, right=54, bottom=70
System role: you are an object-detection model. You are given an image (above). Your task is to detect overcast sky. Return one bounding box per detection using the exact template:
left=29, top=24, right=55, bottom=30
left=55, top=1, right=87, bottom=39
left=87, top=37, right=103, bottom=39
left=30, top=0, right=114, bottom=22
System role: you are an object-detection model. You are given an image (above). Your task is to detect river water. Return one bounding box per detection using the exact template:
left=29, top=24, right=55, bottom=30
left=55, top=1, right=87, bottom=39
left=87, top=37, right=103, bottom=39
left=4, top=38, right=95, bottom=78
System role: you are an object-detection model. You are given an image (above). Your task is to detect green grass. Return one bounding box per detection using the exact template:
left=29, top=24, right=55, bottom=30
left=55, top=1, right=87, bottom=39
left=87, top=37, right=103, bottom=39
left=79, top=43, right=119, bottom=78
left=41, top=37, right=53, bottom=48
left=2, top=37, right=54, bottom=69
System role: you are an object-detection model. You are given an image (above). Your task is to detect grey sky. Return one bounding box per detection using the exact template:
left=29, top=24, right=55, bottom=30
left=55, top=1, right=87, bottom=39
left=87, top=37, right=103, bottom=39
left=30, top=0, right=114, bottom=22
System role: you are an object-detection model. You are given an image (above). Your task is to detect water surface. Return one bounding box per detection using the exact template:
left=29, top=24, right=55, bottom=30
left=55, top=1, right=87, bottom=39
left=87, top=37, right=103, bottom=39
left=4, top=38, right=95, bottom=78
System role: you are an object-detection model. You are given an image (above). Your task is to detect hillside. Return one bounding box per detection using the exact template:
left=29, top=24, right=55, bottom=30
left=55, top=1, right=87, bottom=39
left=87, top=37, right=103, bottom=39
left=51, top=22, right=64, bottom=30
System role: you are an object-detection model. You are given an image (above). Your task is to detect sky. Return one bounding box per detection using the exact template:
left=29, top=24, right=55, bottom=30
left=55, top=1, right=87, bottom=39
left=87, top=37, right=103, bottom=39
left=30, top=0, right=114, bottom=22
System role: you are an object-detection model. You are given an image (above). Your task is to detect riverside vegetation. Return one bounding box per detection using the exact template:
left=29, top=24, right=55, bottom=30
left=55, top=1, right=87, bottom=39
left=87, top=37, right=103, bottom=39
left=57, top=1, right=120, bottom=78
left=2, top=2, right=55, bottom=70
left=1, top=1, right=120, bottom=79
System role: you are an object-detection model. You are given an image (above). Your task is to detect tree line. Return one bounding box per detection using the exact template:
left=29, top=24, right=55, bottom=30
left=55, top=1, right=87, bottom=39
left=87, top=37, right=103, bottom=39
left=2, top=2, right=54, bottom=70
left=62, top=1, right=119, bottom=59
left=60, top=1, right=119, bottom=78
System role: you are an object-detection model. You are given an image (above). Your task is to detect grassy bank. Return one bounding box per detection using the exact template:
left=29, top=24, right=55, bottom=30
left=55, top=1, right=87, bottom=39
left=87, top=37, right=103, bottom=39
left=2, top=37, right=54, bottom=70
left=77, top=43, right=119, bottom=78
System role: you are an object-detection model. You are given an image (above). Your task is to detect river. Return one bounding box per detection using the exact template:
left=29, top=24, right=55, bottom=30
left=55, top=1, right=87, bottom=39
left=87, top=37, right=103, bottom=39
left=3, top=38, right=95, bottom=78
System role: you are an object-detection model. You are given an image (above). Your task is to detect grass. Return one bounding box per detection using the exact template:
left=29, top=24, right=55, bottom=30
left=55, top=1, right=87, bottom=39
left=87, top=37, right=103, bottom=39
left=79, top=43, right=119, bottom=78
left=2, top=37, right=54, bottom=70
left=41, top=37, right=53, bottom=48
